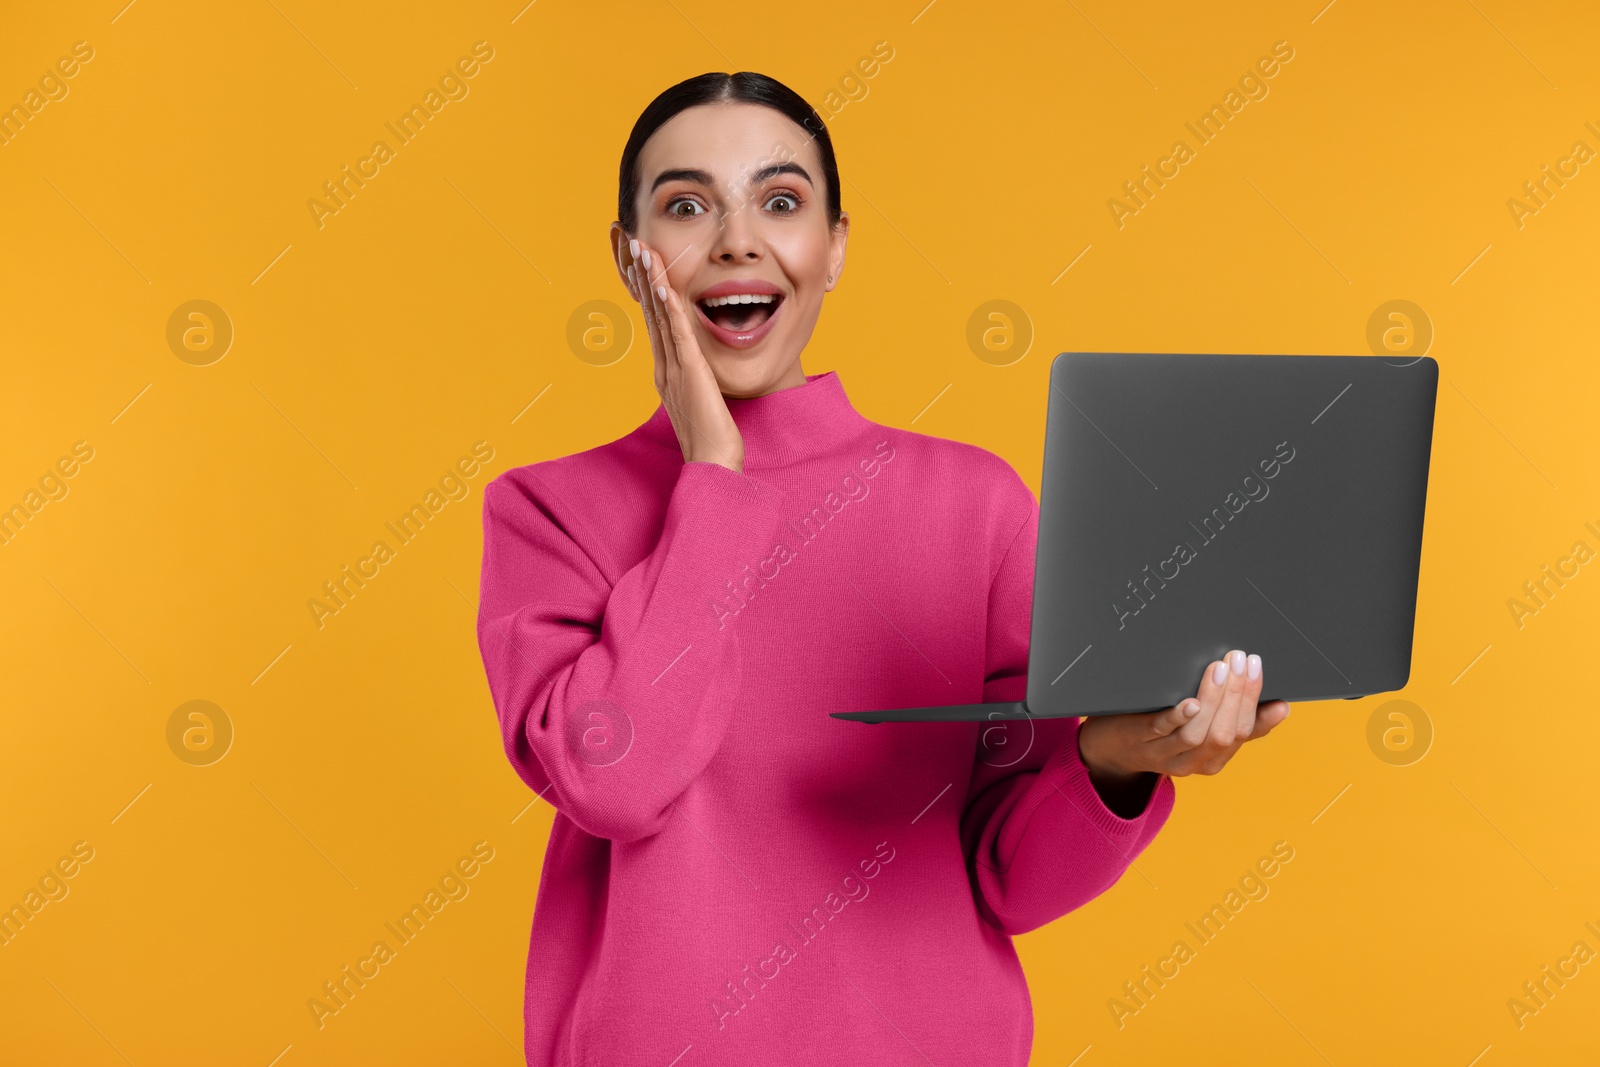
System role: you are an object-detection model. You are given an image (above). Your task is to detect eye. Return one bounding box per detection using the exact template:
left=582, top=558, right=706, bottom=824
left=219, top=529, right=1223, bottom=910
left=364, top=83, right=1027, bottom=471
left=665, top=196, right=705, bottom=218
left=764, top=191, right=802, bottom=214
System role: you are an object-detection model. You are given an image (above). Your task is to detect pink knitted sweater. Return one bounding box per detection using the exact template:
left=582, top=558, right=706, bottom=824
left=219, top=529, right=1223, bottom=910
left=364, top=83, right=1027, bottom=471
left=475, top=370, right=1175, bottom=1065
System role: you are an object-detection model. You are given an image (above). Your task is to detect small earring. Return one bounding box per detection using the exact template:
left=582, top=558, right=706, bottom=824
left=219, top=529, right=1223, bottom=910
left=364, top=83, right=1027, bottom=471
left=827, top=275, right=833, bottom=283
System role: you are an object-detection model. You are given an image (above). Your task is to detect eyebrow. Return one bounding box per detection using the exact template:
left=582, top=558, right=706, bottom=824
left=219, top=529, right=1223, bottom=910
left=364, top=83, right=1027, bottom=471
left=648, top=162, right=814, bottom=194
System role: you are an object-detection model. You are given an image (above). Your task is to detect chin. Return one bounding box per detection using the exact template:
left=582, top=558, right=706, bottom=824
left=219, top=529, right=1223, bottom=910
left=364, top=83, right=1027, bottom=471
left=704, top=343, right=793, bottom=397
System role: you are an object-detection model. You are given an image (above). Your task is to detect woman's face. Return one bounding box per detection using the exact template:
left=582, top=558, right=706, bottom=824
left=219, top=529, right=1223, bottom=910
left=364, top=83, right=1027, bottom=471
left=613, top=103, right=849, bottom=399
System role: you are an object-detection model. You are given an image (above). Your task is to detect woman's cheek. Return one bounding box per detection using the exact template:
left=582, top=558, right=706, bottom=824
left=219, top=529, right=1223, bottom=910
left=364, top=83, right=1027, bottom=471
left=672, top=245, right=708, bottom=294
left=638, top=233, right=693, bottom=289
left=766, top=232, right=830, bottom=286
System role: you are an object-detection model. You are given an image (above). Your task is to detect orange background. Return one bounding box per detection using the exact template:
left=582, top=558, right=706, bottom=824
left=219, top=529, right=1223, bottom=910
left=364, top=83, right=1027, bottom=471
left=2, top=1, right=1597, bottom=1064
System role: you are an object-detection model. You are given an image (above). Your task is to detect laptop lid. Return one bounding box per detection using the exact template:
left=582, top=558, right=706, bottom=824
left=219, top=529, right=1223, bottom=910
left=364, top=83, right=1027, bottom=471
left=1026, top=352, right=1437, bottom=717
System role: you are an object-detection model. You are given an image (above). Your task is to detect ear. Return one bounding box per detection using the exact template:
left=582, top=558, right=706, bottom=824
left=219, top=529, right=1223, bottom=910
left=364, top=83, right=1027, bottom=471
left=609, top=221, right=639, bottom=302
left=824, top=212, right=850, bottom=292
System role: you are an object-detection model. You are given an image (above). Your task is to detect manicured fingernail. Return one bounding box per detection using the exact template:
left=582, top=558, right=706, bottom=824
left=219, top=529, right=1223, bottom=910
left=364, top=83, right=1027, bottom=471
left=629, top=238, right=639, bottom=258
left=642, top=249, right=652, bottom=269
left=1230, top=650, right=1246, bottom=675
left=1212, top=661, right=1228, bottom=685
left=656, top=284, right=666, bottom=300
left=1283, top=704, right=1292, bottom=717
left=1247, top=653, right=1261, bottom=680
left=1184, top=701, right=1199, bottom=717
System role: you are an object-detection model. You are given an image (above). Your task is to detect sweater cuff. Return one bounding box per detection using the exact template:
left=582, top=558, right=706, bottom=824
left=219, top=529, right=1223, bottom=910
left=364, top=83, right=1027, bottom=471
left=1059, top=723, right=1176, bottom=837
left=682, top=460, right=790, bottom=516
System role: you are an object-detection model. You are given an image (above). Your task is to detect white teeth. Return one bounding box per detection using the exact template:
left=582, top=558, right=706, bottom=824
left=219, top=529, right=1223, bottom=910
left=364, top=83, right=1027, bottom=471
left=701, top=293, right=777, bottom=307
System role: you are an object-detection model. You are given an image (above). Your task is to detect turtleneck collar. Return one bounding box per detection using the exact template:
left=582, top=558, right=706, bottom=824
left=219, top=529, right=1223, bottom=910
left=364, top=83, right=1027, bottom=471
left=641, top=370, right=871, bottom=469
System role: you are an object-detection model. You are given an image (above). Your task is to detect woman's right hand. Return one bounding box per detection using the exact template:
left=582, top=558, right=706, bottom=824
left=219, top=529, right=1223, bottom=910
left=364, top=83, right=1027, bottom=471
left=1077, top=648, right=1291, bottom=782
left=626, top=238, right=746, bottom=473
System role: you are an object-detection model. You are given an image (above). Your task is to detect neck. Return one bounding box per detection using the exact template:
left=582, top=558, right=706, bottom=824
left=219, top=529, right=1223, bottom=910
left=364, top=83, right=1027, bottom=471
left=643, top=368, right=870, bottom=470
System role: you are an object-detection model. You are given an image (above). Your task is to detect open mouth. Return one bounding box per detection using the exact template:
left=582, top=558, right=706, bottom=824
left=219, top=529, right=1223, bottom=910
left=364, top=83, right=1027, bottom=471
left=694, top=291, right=785, bottom=348
left=699, top=292, right=780, bottom=331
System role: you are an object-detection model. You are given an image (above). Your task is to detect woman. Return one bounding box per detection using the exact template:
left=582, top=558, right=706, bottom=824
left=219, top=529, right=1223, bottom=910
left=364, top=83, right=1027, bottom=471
left=476, top=72, right=1290, bottom=1066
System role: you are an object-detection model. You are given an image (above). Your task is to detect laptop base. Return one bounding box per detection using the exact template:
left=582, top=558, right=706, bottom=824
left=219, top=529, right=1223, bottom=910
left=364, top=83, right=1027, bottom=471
left=831, top=701, right=1046, bottom=724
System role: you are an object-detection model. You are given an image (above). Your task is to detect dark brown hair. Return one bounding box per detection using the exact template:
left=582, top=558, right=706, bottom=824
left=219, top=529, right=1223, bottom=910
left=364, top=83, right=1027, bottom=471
left=616, top=72, right=843, bottom=234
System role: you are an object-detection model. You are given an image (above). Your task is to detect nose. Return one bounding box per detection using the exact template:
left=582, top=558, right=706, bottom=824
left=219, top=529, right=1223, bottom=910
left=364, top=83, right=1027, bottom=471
left=711, top=201, right=763, bottom=263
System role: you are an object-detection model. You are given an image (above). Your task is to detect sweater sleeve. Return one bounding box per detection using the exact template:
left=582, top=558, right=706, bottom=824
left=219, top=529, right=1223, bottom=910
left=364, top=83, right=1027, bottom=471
left=960, top=496, right=1177, bottom=935
left=475, top=459, right=793, bottom=843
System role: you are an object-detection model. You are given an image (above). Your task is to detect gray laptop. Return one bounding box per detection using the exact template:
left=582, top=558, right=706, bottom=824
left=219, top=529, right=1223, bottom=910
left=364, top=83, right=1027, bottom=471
left=832, top=351, right=1438, bottom=723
